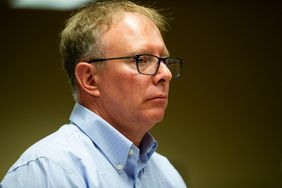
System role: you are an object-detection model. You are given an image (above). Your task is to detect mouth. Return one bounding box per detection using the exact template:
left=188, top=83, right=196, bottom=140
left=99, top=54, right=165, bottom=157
left=147, top=95, right=168, bottom=101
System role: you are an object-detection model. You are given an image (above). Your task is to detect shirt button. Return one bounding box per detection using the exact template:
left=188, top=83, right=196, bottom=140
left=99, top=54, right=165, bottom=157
left=116, top=163, right=123, bottom=171
left=128, top=149, right=134, bottom=157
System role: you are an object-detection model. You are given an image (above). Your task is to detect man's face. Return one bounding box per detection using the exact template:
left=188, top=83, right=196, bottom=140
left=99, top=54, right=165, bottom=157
left=94, top=12, right=172, bottom=137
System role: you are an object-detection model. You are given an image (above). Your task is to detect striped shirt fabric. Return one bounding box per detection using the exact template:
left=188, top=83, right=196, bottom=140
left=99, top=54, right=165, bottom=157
left=1, top=103, right=187, bottom=188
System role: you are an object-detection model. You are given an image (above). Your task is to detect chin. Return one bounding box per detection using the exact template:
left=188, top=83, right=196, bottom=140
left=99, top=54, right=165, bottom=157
left=142, top=109, right=166, bottom=125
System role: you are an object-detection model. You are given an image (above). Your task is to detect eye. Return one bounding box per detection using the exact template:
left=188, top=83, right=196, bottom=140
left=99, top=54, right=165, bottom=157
left=137, top=56, right=147, bottom=64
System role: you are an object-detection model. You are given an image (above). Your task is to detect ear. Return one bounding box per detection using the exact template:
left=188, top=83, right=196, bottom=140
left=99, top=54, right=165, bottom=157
left=75, top=62, right=100, bottom=97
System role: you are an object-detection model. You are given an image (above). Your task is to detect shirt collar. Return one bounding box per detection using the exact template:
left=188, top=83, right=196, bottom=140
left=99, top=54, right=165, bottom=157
left=69, top=103, right=157, bottom=174
left=139, top=133, right=157, bottom=162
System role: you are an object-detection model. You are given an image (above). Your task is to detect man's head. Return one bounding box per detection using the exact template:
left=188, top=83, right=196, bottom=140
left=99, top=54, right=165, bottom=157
left=60, top=0, right=181, bottom=145
left=60, top=0, right=169, bottom=97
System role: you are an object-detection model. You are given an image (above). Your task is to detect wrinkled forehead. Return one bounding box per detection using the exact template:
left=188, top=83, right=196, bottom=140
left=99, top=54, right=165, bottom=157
left=101, top=12, right=168, bottom=56
left=99, top=11, right=168, bottom=55
left=101, top=11, right=156, bottom=34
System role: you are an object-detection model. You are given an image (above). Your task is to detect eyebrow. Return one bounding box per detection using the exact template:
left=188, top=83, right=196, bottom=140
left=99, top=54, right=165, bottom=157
left=130, top=49, right=170, bottom=57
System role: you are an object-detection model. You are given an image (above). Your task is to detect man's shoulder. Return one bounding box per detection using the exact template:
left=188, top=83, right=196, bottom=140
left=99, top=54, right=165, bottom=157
left=7, top=124, right=89, bottom=173
left=148, top=152, right=187, bottom=187
left=150, top=152, right=172, bottom=167
left=1, top=124, right=93, bottom=187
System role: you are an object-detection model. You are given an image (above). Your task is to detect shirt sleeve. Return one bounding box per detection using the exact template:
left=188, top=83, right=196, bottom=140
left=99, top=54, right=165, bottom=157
left=1, top=157, right=85, bottom=188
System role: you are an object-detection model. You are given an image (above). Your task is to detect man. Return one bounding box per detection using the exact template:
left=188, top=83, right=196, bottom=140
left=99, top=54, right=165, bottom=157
left=1, top=0, right=186, bottom=187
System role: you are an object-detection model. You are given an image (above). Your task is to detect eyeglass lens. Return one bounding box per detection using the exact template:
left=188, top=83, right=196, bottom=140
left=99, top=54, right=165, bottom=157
left=137, top=55, right=181, bottom=78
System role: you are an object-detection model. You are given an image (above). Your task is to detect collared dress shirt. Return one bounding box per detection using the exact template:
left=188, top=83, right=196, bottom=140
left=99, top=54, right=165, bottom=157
left=1, top=103, right=187, bottom=188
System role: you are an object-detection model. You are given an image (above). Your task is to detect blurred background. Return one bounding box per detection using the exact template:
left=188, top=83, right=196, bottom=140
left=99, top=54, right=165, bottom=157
left=0, top=0, right=281, bottom=188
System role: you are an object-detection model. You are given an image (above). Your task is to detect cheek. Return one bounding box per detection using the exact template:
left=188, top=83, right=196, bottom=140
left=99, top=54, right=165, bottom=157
left=121, top=75, right=149, bottom=104
left=118, top=77, right=154, bottom=117
left=100, top=64, right=151, bottom=108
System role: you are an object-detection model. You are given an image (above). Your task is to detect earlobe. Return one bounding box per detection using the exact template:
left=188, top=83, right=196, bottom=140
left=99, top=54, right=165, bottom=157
left=75, top=62, right=100, bottom=97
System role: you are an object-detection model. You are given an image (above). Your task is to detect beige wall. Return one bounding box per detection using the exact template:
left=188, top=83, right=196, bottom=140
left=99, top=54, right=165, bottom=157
left=0, top=1, right=281, bottom=188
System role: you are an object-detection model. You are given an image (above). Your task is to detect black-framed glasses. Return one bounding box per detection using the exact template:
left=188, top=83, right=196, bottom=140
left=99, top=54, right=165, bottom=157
left=87, top=54, right=183, bottom=78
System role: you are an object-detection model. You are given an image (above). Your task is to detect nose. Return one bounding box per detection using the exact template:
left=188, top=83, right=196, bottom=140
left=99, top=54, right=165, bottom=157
left=152, top=62, right=172, bottom=84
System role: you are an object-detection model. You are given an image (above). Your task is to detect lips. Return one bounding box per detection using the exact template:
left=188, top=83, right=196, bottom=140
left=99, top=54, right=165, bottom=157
left=146, top=94, right=168, bottom=101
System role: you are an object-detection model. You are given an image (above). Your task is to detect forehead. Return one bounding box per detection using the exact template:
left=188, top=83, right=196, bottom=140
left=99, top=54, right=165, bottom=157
left=101, top=12, right=169, bottom=56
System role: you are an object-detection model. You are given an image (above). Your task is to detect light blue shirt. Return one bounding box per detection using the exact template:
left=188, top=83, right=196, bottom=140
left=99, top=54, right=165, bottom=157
left=1, top=103, right=187, bottom=187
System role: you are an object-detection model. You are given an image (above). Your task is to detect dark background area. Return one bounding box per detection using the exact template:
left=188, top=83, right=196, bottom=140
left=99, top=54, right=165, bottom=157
left=0, top=1, right=281, bottom=188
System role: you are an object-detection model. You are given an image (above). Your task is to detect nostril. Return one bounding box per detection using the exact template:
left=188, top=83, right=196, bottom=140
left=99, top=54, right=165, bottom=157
left=159, top=78, right=165, bottom=83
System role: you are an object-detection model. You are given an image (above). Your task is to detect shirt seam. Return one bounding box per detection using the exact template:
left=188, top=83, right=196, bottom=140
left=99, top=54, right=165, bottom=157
left=8, top=156, right=84, bottom=184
